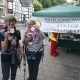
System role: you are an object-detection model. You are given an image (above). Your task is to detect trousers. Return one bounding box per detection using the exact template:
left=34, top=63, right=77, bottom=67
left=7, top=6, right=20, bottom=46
left=1, top=62, right=17, bottom=80
left=27, top=51, right=42, bottom=79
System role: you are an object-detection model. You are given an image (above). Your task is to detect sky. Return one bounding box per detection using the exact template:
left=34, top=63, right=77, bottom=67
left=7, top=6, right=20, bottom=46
left=67, top=0, right=72, bottom=3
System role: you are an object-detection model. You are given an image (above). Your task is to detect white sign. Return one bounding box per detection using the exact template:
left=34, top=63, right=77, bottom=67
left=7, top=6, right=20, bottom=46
left=32, top=17, right=80, bottom=34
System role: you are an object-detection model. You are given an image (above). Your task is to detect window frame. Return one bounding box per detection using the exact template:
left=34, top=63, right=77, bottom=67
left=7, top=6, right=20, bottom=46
left=0, top=0, right=4, bottom=4
left=0, top=7, right=6, bottom=17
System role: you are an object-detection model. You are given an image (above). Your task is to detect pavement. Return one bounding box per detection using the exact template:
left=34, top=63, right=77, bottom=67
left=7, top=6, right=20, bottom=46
left=0, top=27, right=80, bottom=80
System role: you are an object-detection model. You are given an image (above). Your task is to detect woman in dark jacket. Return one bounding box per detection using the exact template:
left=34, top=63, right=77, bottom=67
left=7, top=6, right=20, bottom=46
left=0, top=14, right=23, bottom=80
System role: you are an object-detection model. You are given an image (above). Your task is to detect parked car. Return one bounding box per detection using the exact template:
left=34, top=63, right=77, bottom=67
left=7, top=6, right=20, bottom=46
left=0, top=19, right=5, bottom=51
left=0, top=19, right=5, bottom=30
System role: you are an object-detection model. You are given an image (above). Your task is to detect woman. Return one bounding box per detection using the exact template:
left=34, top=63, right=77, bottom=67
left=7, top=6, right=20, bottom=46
left=0, top=14, right=23, bottom=80
left=22, top=19, right=45, bottom=80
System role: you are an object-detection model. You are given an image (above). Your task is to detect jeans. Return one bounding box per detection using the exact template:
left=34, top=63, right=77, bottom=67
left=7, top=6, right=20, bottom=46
left=27, top=51, right=42, bottom=79
left=1, top=62, right=17, bottom=80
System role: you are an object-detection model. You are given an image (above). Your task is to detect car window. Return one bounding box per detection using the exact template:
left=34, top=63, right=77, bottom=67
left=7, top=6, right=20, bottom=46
left=0, top=19, right=5, bottom=24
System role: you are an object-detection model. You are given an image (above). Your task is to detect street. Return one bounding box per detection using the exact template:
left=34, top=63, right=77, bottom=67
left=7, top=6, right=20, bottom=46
left=1, top=0, right=80, bottom=80
left=0, top=27, right=49, bottom=80
left=0, top=27, right=80, bottom=80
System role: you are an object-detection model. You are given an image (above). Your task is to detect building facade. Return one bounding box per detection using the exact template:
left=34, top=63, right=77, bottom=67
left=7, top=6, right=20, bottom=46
left=0, top=0, right=34, bottom=21
left=0, top=0, right=8, bottom=18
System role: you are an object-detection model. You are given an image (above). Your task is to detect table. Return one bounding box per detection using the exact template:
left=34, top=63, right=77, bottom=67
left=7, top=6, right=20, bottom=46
left=58, top=39, right=80, bottom=50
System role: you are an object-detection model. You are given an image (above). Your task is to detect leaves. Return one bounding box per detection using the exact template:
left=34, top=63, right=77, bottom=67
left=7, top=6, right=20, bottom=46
left=41, top=0, right=52, bottom=8
left=51, top=0, right=66, bottom=6
left=33, top=0, right=66, bottom=11
left=33, top=0, right=43, bottom=11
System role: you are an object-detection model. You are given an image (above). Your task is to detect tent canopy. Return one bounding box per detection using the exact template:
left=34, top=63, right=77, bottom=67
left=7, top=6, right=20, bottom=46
left=32, top=3, right=80, bottom=18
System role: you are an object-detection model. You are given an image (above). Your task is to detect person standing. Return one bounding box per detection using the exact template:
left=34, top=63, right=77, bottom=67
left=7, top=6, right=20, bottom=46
left=22, top=19, right=45, bottom=80
left=49, top=32, right=59, bottom=57
left=0, top=14, right=23, bottom=80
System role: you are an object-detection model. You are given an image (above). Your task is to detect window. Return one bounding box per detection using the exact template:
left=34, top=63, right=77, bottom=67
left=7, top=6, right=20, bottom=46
left=0, top=8, right=5, bottom=16
left=15, top=3, right=19, bottom=10
left=0, top=19, right=5, bottom=24
left=0, top=0, right=3, bottom=4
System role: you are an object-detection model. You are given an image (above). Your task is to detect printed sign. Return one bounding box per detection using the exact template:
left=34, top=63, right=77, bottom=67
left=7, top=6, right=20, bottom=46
left=32, top=17, right=80, bottom=34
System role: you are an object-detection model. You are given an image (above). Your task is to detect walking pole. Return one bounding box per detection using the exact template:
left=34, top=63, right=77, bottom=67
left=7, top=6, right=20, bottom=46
left=23, top=44, right=26, bottom=80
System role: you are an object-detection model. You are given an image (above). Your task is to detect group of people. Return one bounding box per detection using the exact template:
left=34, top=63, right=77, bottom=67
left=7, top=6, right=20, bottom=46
left=0, top=14, right=59, bottom=80
left=0, top=14, right=45, bottom=80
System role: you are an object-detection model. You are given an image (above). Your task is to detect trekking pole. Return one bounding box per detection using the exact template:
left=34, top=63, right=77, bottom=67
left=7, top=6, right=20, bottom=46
left=23, top=45, right=26, bottom=80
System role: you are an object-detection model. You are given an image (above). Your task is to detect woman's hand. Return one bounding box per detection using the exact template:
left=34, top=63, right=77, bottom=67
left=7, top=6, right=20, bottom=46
left=25, top=36, right=32, bottom=43
left=4, top=31, right=11, bottom=38
left=1, top=31, right=10, bottom=51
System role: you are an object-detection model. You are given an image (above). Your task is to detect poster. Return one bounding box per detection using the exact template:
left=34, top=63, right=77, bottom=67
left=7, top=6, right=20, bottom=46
left=33, top=17, right=80, bottom=34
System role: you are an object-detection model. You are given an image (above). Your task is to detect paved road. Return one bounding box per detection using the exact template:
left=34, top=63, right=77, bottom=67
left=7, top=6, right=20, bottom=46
left=0, top=27, right=49, bottom=80
left=1, top=27, right=80, bottom=80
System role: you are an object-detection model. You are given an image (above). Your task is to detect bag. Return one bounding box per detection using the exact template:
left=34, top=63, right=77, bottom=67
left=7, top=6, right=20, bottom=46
left=27, top=51, right=37, bottom=60
left=14, top=48, right=22, bottom=62
left=13, top=29, right=22, bottom=62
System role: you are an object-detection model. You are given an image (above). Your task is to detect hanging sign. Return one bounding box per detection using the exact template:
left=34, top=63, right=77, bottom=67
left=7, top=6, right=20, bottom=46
left=20, top=0, right=33, bottom=7
left=33, top=17, right=80, bottom=34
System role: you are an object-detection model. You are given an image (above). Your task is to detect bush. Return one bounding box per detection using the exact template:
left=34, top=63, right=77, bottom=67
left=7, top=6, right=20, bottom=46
left=33, top=0, right=43, bottom=11
left=41, top=0, right=52, bottom=8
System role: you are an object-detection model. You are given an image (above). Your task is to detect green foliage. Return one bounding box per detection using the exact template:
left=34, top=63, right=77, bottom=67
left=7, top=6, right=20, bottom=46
left=33, top=0, right=43, bottom=11
left=72, top=0, right=80, bottom=6
left=23, top=15, right=26, bottom=22
left=37, top=0, right=66, bottom=8
left=67, top=0, right=80, bottom=6
left=35, top=0, right=67, bottom=10
left=37, top=0, right=42, bottom=3
left=51, top=0, right=66, bottom=6
left=41, top=0, right=52, bottom=8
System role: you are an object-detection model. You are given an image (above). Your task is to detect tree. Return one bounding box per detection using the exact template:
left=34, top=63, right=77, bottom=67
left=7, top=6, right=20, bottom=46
left=72, top=0, right=80, bottom=6
left=37, top=0, right=42, bottom=3
left=23, top=15, right=26, bottom=22
left=67, top=0, right=80, bottom=6
left=33, top=0, right=43, bottom=11
left=38, top=0, right=66, bottom=8
left=51, top=0, right=66, bottom=6
left=41, top=0, right=52, bottom=8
